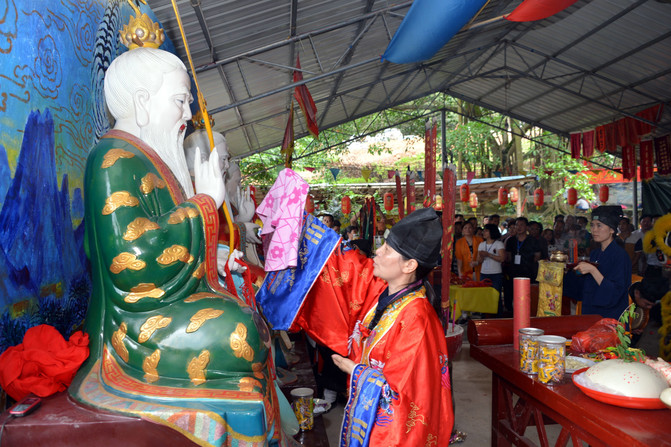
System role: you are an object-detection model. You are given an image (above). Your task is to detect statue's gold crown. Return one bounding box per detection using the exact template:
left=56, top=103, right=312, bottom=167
left=120, top=12, right=165, bottom=50
left=192, top=109, right=214, bottom=130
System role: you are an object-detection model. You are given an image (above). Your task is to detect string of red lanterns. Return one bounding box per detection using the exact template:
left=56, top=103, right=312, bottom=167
left=599, top=184, right=609, bottom=204
left=567, top=187, right=578, bottom=206
left=460, top=184, right=469, bottom=203
left=498, top=187, right=508, bottom=206
left=533, top=188, right=544, bottom=209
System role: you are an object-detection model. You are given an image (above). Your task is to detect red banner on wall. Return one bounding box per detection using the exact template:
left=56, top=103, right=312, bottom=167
left=582, top=130, right=595, bottom=158
left=570, top=132, right=581, bottom=159
left=639, top=140, right=654, bottom=181
left=604, top=122, right=616, bottom=153
left=621, top=145, right=636, bottom=180
left=595, top=126, right=606, bottom=153
left=654, top=135, right=671, bottom=176
left=616, top=119, right=628, bottom=148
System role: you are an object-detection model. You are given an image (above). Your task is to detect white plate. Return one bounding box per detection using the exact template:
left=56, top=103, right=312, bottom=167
left=565, top=355, right=596, bottom=373
left=313, top=398, right=332, bottom=415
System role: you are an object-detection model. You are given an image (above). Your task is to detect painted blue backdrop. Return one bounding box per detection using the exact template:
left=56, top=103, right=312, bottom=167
left=0, top=0, right=172, bottom=353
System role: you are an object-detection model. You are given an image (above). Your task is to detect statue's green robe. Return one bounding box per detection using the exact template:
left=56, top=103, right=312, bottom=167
left=69, top=130, right=280, bottom=447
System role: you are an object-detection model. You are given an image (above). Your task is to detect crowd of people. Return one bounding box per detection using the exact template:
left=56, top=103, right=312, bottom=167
left=324, top=206, right=669, bottom=322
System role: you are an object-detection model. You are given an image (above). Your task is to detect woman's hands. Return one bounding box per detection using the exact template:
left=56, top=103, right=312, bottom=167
left=332, top=354, right=356, bottom=375
left=573, top=261, right=597, bottom=276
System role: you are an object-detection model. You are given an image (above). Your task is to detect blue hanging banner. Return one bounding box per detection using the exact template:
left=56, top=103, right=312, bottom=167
left=382, top=0, right=489, bottom=64
left=330, top=167, right=340, bottom=181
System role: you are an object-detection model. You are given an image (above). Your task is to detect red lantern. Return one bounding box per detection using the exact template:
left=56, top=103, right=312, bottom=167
left=460, top=184, right=469, bottom=202
left=567, top=187, right=578, bottom=206
left=341, top=195, right=351, bottom=215
left=498, top=187, right=508, bottom=206
left=509, top=187, right=519, bottom=203
left=305, top=194, right=314, bottom=213
left=599, top=185, right=609, bottom=204
left=383, top=192, right=394, bottom=211
left=469, top=192, right=478, bottom=209
left=534, top=188, right=544, bottom=209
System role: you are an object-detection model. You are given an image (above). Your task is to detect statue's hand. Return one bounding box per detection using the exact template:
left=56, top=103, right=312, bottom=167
left=194, top=147, right=225, bottom=209
left=241, top=221, right=262, bottom=244
left=216, top=247, right=228, bottom=278
left=228, top=249, right=248, bottom=274
left=235, top=186, right=256, bottom=223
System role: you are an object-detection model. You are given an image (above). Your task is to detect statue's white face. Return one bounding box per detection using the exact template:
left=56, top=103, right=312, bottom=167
left=139, top=68, right=195, bottom=196
left=144, top=69, right=193, bottom=142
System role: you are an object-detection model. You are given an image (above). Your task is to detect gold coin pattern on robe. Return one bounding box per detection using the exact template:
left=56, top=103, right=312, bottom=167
left=156, top=245, right=193, bottom=265
left=110, top=252, right=146, bottom=273
left=187, top=350, right=210, bottom=386
left=230, top=323, right=254, bottom=362
left=102, top=148, right=135, bottom=168
left=140, top=172, right=167, bottom=194
left=184, top=292, right=220, bottom=303
left=192, top=263, right=206, bottom=279
left=143, top=349, right=161, bottom=383
left=102, top=191, right=139, bottom=215
left=252, top=362, right=264, bottom=379
left=238, top=377, right=262, bottom=392
left=123, top=217, right=161, bottom=241
left=138, top=315, right=172, bottom=343
left=111, top=322, right=129, bottom=363
left=167, top=207, right=199, bottom=224
left=125, top=283, right=165, bottom=303
left=185, top=308, right=225, bottom=333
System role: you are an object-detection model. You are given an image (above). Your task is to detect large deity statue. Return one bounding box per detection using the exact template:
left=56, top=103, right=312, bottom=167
left=69, top=47, right=281, bottom=446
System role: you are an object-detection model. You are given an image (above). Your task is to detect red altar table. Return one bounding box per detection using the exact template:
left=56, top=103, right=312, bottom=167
left=470, top=344, right=671, bottom=447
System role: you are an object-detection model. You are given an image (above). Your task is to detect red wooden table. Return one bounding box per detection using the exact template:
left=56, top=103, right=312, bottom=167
left=470, top=344, right=671, bottom=447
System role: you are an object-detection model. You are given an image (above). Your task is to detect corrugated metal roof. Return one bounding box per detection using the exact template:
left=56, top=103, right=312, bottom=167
left=146, top=0, right=671, bottom=159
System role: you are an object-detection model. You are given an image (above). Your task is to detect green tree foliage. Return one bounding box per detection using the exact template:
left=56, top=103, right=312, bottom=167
left=240, top=93, right=619, bottom=222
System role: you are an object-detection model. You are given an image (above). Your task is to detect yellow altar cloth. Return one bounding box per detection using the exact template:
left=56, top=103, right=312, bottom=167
left=449, top=285, right=499, bottom=315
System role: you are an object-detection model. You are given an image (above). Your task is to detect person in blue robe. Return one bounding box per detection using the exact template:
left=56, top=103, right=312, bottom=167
left=573, top=206, right=632, bottom=320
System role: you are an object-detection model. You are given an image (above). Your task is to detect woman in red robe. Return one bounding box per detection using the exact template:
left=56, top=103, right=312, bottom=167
left=290, top=207, right=454, bottom=446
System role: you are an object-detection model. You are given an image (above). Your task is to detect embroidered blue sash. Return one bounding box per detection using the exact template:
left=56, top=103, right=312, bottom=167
left=256, top=213, right=340, bottom=330
left=340, top=364, right=386, bottom=447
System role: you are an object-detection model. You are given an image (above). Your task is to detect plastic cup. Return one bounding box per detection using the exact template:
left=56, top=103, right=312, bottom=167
left=290, top=387, right=314, bottom=430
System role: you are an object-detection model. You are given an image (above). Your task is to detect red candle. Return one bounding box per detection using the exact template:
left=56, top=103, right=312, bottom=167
left=513, top=277, right=531, bottom=350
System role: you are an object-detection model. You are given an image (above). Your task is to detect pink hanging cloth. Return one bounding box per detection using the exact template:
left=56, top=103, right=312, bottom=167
left=256, top=168, right=310, bottom=271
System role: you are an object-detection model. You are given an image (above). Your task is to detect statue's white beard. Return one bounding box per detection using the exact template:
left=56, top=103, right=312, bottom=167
left=141, top=126, right=195, bottom=198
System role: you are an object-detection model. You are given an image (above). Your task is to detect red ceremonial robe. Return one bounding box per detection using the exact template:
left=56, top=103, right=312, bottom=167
left=293, top=246, right=454, bottom=446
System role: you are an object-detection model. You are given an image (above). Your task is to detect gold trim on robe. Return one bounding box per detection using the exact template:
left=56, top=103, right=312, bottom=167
left=230, top=323, right=254, bottom=362
left=110, top=252, right=146, bottom=273
left=143, top=349, right=161, bottom=383
left=187, top=350, right=210, bottom=386
left=185, top=308, right=225, bottom=333
left=123, top=217, right=160, bottom=241
left=102, top=148, right=135, bottom=168
left=102, top=191, right=139, bottom=215
left=125, top=283, right=165, bottom=303
left=138, top=315, right=172, bottom=343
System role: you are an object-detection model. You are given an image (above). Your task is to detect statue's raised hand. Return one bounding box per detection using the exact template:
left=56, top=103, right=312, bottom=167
left=235, top=186, right=256, bottom=223
left=193, top=147, right=225, bottom=209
